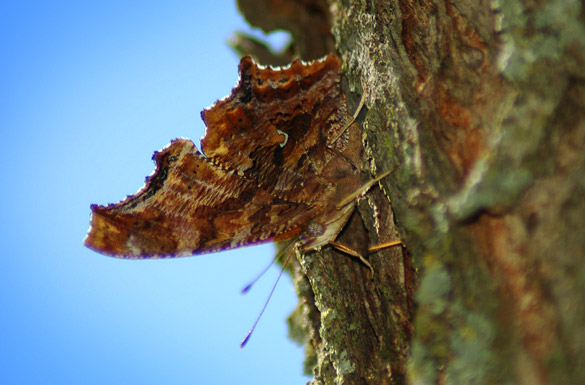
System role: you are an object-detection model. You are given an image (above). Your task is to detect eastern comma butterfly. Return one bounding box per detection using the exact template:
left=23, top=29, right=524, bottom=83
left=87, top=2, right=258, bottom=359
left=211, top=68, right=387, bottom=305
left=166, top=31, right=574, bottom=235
left=85, top=54, right=391, bottom=261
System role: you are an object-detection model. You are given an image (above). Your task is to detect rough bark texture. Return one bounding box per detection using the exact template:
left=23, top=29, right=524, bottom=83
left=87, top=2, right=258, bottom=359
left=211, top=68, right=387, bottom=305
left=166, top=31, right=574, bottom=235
left=237, top=0, right=585, bottom=384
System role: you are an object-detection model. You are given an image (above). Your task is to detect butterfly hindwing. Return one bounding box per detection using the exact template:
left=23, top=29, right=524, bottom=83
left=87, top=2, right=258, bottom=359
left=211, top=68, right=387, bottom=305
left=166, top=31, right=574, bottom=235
left=85, top=139, right=317, bottom=258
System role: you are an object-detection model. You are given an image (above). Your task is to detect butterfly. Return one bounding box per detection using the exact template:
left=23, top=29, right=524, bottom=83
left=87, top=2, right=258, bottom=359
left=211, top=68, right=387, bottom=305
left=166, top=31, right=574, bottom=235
left=84, top=54, right=384, bottom=260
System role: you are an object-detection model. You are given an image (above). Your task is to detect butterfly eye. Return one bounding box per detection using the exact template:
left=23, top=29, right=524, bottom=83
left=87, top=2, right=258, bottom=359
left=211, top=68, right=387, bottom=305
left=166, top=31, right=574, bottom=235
left=306, top=222, right=324, bottom=237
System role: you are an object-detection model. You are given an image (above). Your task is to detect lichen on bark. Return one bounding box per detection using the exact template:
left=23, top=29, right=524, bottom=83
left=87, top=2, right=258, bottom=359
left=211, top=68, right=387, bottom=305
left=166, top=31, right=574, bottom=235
left=236, top=0, right=585, bottom=383
left=330, top=0, right=585, bottom=384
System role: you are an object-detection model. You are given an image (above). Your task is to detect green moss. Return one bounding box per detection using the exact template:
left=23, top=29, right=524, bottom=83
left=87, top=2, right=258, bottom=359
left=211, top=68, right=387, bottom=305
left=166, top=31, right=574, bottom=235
left=497, top=0, right=585, bottom=81
left=417, top=258, right=452, bottom=314
left=446, top=308, right=496, bottom=385
left=447, top=156, right=533, bottom=220
left=336, top=350, right=356, bottom=375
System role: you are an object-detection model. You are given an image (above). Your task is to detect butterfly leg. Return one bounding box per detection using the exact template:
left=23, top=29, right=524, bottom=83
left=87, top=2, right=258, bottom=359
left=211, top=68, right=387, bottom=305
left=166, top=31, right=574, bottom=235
left=369, top=240, right=402, bottom=252
left=329, top=89, right=368, bottom=145
left=330, top=166, right=402, bottom=274
left=336, top=167, right=396, bottom=210
left=329, top=240, right=375, bottom=275
left=329, top=238, right=402, bottom=276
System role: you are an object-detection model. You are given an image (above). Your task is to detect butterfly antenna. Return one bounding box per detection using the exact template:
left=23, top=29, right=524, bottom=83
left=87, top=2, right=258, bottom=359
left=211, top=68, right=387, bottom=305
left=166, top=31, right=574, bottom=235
left=241, top=255, right=278, bottom=294
left=240, top=246, right=295, bottom=348
left=240, top=239, right=295, bottom=294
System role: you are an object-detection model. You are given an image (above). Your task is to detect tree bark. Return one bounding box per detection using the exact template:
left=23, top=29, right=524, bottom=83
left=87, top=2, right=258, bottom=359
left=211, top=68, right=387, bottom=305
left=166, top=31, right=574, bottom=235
left=237, top=0, right=585, bottom=384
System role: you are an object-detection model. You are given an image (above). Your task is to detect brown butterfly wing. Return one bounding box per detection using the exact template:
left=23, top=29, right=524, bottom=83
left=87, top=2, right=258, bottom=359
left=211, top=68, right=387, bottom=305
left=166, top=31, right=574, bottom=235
left=84, top=139, right=317, bottom=258
left=85, top=54, right=364, bottom=259
left=200, top=54, right=351, bottom=203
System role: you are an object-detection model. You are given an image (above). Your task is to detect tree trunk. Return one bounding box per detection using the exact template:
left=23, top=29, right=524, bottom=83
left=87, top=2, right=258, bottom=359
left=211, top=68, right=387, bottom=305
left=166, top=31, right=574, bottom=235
left=237, top=0, right=585, bottom=384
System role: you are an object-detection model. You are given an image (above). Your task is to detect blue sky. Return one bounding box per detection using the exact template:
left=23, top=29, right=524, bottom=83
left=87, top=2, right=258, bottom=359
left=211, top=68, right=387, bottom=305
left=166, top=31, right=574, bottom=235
left=0, top=2, right=308, bottom=384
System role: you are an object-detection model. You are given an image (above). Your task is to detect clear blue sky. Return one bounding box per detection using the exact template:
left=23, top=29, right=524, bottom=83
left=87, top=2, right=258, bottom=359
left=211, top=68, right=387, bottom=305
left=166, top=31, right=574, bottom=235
left=0, top=2, right=307, bottom=384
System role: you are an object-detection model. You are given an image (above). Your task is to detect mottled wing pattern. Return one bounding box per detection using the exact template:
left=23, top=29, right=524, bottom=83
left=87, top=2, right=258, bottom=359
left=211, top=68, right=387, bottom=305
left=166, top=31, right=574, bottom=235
left=84, top=139, right=317, bottom=258
left=201, top=54, right=350, bottom=202
left=85, top=54, right=365, bottom=259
